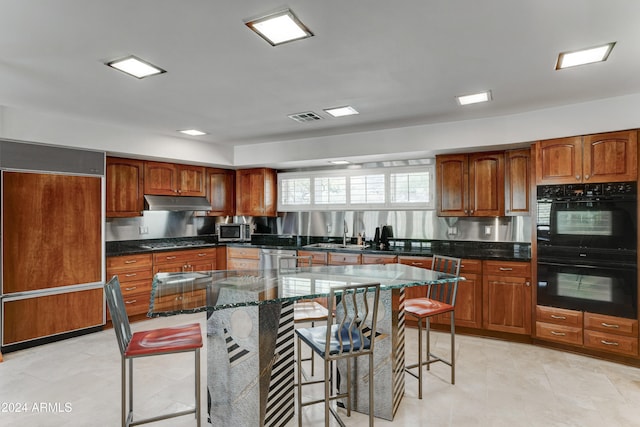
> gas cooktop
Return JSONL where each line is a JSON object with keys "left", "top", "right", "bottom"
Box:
{"left": 139, "top": 240, "right": 215, "bottom": 250}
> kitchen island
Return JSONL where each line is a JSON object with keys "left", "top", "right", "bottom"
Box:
{"left": 147, "top": 264, "right": 460, "bottom": 426}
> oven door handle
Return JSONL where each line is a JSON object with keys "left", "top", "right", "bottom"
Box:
{"left": 537, "top": 259, "right": 636, "bottom": 271}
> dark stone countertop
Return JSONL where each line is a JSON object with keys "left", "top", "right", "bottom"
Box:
{"left": 106, "top": 234, "right": 531, "bottom": 262}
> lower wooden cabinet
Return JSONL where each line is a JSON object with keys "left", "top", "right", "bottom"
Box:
{"left": 362, "top": 254, "right": 398, "bottom": 264}
{"left": 327, "top": 252, "right": 362, "bottom": 265}
{"left": 297, "top": 250, "right": 328, "bottom": 265}
{"left": 226, "top": 246, "right": 260, "bottom": 270}
{"left": 535, "top": 306, "right": 583, "bottom": 346}
{"left": 106, "top": 253, "right": 154, "bottom": 319}
{"left": 153, "top": 248, "right": 217, "bottom": 274}
{"left": 482, "top": 260, "right": 531, "bottom": 335}
{"left": 583, "top": 312, "right": 638, "bottom": 357}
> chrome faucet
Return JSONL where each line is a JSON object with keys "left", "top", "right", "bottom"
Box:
{"left": 343, "top": 219, "right": 348, "bottom": 246}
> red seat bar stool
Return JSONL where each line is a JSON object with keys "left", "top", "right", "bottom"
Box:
{"left": 104, "top": 275, "right": 203, "bottom": 427}
{"left": 404, "top": 255, "right": 461, "bottom": 399}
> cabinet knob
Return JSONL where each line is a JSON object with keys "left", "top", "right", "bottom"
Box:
{"left": 575, "top": 175, "right": 580, "bottom": 180}
{"left": 584, "top": 174, "right": 590, "bottom": 180}
{"left": 525, "top": 281, "right": 531, "bottom": 287}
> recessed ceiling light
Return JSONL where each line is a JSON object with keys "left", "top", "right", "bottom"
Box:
{"left": 245, "top": 9, "right": 313, "bottom": 46}
{"left": 556, "top": 42, "right": 616, "bottom": 70}
{"left": 324, "top": 106, "right": 359, "bottom": 117}
{"left": 456, "top": 91, "right": 492, "bottom": 106}
{"left": 330, "top": 160, "right": 351, "bottom": 165}
{"left": 179, "top": 129, "right": 207, "bottom": 136}
{"left": 106, "top": 55, "right": 166, "bottom": 79}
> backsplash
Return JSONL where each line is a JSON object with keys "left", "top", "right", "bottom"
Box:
{"left": 106, "top": 210, "right": 530, "bottom": 243}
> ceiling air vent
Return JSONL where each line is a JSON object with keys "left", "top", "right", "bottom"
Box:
{"left": 287, "top": 111, "right": 322, "bottom": 123}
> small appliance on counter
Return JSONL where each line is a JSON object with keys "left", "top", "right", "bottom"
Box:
{"left": 217, "top": 223, "right": 252, "bottom": 242}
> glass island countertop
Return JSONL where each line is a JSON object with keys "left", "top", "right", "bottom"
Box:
{"left": 148, "top": 263, "right": 460, "bottom": 317}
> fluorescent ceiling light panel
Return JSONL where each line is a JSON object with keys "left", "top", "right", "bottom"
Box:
{"left": 330, "top": 160, "right": 351, "bottom": 165}
{"left": 245, "top": 9, "right": 313, "bottom": 46}
{"left": 556, "top": 42, "right": 616, "bottom": 69}
{"left": 106, "top": 55, "right": 166, "bottom": 79}
{"left": 456, "top": 91, "right": 492, "bottom": 106}
{"left": 179, "top": 129, "right": 207, "bottom": 136}
{"left": 324, "top": 106, "right": 359, "bottom": 117}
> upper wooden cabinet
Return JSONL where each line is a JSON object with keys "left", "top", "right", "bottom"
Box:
{"left": 504, "top": 148, "right": 531, "bottom": 216}
{"left": 436, "top": 151, "right": 505, "bottom": 216}
{"left": 144, "top": 161, "right": 206, "bottom": 197}
{"left": 204, "top": 168, "right": 235, "bottom": 216}
{"left": 236, "top": 168, "right": 277, "bottom": 217}
{"left": 535, "top": 130, "right": 637, "bottom": 184}
{"left": 106, "top": 157, "right": 145, "bottom": 217}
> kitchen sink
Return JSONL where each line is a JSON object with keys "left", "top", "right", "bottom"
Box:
{"left": 303, "top": 243, "right": 368, "bottom": 250}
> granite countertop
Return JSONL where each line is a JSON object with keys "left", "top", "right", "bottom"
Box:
{"left": 107, "top": 235, "right": 531, "bottom": 262}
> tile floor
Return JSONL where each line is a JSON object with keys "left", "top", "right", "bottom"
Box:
{"left": 1, "top": 313, "right": 640, "bottom": 426}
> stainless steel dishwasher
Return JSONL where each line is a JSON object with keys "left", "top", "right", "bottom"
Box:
{"left": 258, "top": 248, "right": 297, "bottom": 270}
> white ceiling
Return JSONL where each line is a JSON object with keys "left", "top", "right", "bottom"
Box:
{"left": 2, "top": 1, "right": 640, "bottom": 167}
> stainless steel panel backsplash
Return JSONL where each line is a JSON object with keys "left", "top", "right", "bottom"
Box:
{"left": 107, "top": 210, "right": 531, "bottom": 243}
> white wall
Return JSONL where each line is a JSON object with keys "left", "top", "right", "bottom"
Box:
{"left": 2, "top": 92, "right": 640, "bottom": 169}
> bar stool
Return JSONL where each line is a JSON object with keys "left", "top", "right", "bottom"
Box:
{"left": 104, "top": 275, "right": 203, "bottom": 427}
{"left": 404, "top": 255, "right": 461, "bottom": 398}
{"left": 279, "top": 255, "right": 329, "bottom": 377}
{"left": 296, "top": 282, "right": 381, "bottom": 427}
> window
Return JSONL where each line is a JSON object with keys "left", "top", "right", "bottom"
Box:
{"left": 351, "top": 174, "right": 385, "bottom": 204}
{"left": 277, "top": 164, "right": 434, "bottom": 211}
{"left": 315, "top": 176, "right": 347, "bottom": 205}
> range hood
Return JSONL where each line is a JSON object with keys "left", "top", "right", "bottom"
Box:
{"left": 144, "top": 195, "right": 212, "bottom": 211}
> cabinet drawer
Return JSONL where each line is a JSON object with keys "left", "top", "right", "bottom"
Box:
{"left": 118, "top": 279, "right": 152, "bottom": 297}
{"left": 154, "top": 290, "right": 207, "bottom": 313}
{"left": 584, "top": 312, "right": 638, "bottom": 337}
{"left": 107, "top": 290, "right": 151, "bottom": 319}
{"left": 227, "top": 258, "right": 260, "bottom": 270}
{"left": 297, "top": 250, "right": 328, "bottom": 265}
{"left": 536, "top": 305, "right": 583, "bottom": 327}
{"left": 107, "top": 254, "right": 153, "bottom": 271}
{"left": 483, "top": 260, "right": 530, "bottom": 276}
{"left": 327, "top": 252, "right": 362, "bottom": 265}
{"left": 536, "top": 322, "right": 583, "bottom": 345}
{"left": 583, "top": 330, "right": 638, "bottom": 357}
{"left": 460, "top": 259, "right": 482, "bottom": 274}
{"left": 227, "top": 246, "right": 260, "bottom": 259}
{"left": 107, "top": 267, "right": 153, "bottom": 284}
{"left": 153, "top": 248, "right": 217, "bottom": 265}
{"left": 362, "top": 254, "right": 398, "bottom": 264}
{"left": 398, "top": 256, "right": 432, "bottom": 269}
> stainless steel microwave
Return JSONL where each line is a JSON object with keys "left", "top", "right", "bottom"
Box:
{"left": 217, "top": 223, "right": 252, "bottom": 242}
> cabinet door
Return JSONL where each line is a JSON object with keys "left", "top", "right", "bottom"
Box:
{"left": 440, "top": 273, "right": 482, "bottom": 329}
{"left": 505, "top": 149, "right": 530, "bottom": 216}
{"left": 436, "top": 154, "right": 468, "bottom": 216}
{"left": 144, "top": 161, "right": 177, "bottom": 195}
{"left": 535, "top": 137, "right": 582, "bottom": 184}
{"left": 397, "top": 256, "right": 433, "bottom": 299}
{"left": 106, "top": 157, "right": 144, "bottom": 217}
{"left": 582, "top": 130, "right": 637, "bottom": 183}
{"left": 468, "top": 151, "right": 504, "bottom": 216}
{"left": 236, "top": 169, "right": 265, "bottom": 215}
{"left": 483, "top": 274, "right": 532, "bottom": 334}
{"left": 177, "top": 165, "right": 206, "bottom": 196}
{"left": 206, "top": 168, "right": 235, "bottom": 216}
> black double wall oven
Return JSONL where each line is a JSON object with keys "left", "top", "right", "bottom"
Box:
{"left": 536, "top": 182, "right": 638, "bottom": 319}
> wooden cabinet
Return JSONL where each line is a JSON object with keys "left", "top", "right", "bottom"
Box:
{"left": 362, "top": 254, "right": 398, "bottom": 264}
{"left": 535, "top": 305, "right": 583, "bottom": 346}
{"left": 535, "top": 130, "right": 637, "bottom": 184}
{"left": 327, "top": 252, "right": 362, "bottom": 265}
{"left": 106, "top": 157, "right": 144, "bottom": 217}
{"left": 204, "top": 168, "right": 235, "bottom": 216}
{"left": 226, "top": 246, "right": 260, "bottom": 270}
{"left": 144, "top": 161, "right": 206, "bottom": 197}
{"left": 504, "top": 148, "right": 531, "bottom": 216}
{"left": 482, "top": 260, "right": 531, "bottom": 335}
{"left": 583, "top": 312, "right": 638, "bottom": 357}
{"left": 236, "top": 168, "right": 277, "bottom": 216}
{"left": 153, "top": 248, "right": 217, "bottom": 274}
{"left": 106, "top": 254, "right": 153, "bottom": 319}
{"left": 398, "top": 256, "right": 433, "bottom": 299}
{"left": 297, "top": 250, "right": 328, "bottom": 265}
{"left": 436, "top": 151, "right": 505, "bottom": 217}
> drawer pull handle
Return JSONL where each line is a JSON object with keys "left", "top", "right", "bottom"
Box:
{"left": 166, "top": 256, "right": 177, "bottom": 260}
{"left": 600, "top": 340, "right": 619, "bottom": 346}
{"left": 125, "top": 273, "right": 137, "bottom": 277}
{"left": 550, "top": 315, "right": 567, "bottom": 320}
{"left": 601, "top": 322, "right": 620, "bottom": 329}
{"left": 499, "top": 267, "right": 513, "bottom": 271}
{"left": 411, "top": 262, "right": 424, "bottom": 266}
{"left": 550, "top": 331, "right": 566, "bottom": 336}
{"left": 125, "top": 299, "right": 137, "bottom": 304}
{"left": 198, "top": 253, "right": 207, "bottom": 257}
{"left": 125, "top": 286, "right": 137, "bottom": 291}
{"left": 124, "top": 260, "right": 137, "bottom": 264}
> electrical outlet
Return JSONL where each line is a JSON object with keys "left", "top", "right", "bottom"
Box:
{"left": 484, "top": 226, "right": 492, "bottom": 235}
{"left": 327, "top": 224, "right": 332, "bottom": 233}
{"left": 139, "top": 226, "right": 149, "bottom": 234}
{"left": 447, "top": 226, "right": 457, "bottom": 235}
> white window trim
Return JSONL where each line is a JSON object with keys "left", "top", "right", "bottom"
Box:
{"left": 278, "top": 165, "right": 435, "bottom": 211}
